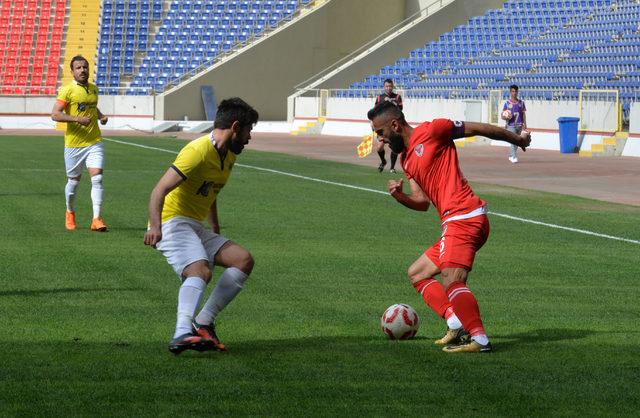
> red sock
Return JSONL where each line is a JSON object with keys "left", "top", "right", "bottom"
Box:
{"left": 413, "top": 279, "right": 454, "bottom": 319}
{"left": 446, "top": 282, "right": 486, "bottom": 337}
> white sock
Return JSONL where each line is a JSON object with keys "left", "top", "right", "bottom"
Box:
{"left": 446, "top": 314, "right": 463, "bottom": 330}
{"left": 90, "top": 174, "right": 103, "bottom": 218}
{"left": 472, "top": 334, "right": 489, "bottom": 346}
{"left": 195, "top": 267, "right": 248, "bottom": 325}
{"left": 174, "top": 276, "right": 207, "bottom": 339}
{"left": 65, "top": 178, "right": 79, "bottom": 212}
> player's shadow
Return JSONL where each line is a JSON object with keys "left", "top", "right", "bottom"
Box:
{"left": 0, "top": 287, "right": 143, "bottom": 297}
{"left": 493, "top": 328, "right": 598, "bottom": 349}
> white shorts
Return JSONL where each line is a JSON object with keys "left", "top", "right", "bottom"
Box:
{"left": 155, "top": 216, "right": 230, "bottom": 278}
{"left": 64, "top": 142, "right": 105, "bottom": 178}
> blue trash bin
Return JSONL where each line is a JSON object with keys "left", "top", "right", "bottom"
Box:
{"left": 557, "top": 117, "right": 580, "bottom": 153}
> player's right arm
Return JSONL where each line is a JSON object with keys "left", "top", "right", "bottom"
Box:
{"left": 388, "top": 178, "right": 430, "bottom": 211}
{"left": 51, "top": 100, "right": 91, "bottom": 126}
{"left": 143, "top": 168, "right": 184, "bottom": 246}
{"left": 463, "top": 121, "right": 531, "bottom": 151}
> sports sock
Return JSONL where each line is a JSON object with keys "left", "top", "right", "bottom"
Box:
{"left": 90, "top": 174, "right": 103, "bottom": 218}
{"left": 413, "top": 279, "right": 461, "bottom": 328}
{"left": 390, "top": 152, "right": 398, "bottom": 169}
{"left": 174, "top": 276, "right": 206, "bottom": 339}
{"left": 377, "top": 149, "right": 386, "bottom": 163}
{"left": 510, "top": 144, "right": 518, "bottom": 159}
{"left": 195, "top": 267, "right": 248, "bottom": 326}
{"left": 446, "top": 282, "right": 487, "bottom": 340}
{"left": 65, "top": 178, "right": 80, "bottom": 212}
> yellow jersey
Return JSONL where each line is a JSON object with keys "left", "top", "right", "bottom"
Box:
{"left": 162, "top": 134, "right": 237, "bottom": 223}
{"left": 56, "top": 81, "right": 102, "bottom": 147}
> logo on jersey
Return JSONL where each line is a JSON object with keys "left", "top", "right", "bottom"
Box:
{"left": 507, "top": 103, "right": 513, "bottom": 109}
{"left": 78, "top": 103, "right": 87, "bottom": 111}
{"left": 196, "top": 181, "right": 215, "bottom": 197}
{"left": 414, "top": 144, "right": 424, "bottom": 157}
{"left": 453, "top": 120, "right": 463, "bottom": 127}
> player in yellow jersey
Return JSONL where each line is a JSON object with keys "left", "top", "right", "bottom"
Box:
{"left": 51, "top": 55, "right": 109, "bottom": 232}
{"left": 144, "top": 98, "right": 259, "bottom": 354}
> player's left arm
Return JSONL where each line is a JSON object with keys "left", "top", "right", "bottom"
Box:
{"left": 97, "top": 108, "right": 108, "bottom": 125}
{"left": 461, "top": 121, "right": 531, "bottom": 152}
{"left": 388, "top": 178, "right": 430, "bottom": 211}
{"left": 208, "top": 199, "right": 220, "bottom": 234}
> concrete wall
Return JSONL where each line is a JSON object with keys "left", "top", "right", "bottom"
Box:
{"left": 158, "top": 0, "right": 405, "bottom": 121}
{"left": 0, "top": 95, "right": 155, "bottom": 130}
{"left": 314, "top": 0, "right": 505, "bottom": 91}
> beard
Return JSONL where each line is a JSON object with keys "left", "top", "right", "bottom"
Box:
{"left": 229, "top": 141, "right": 244, "bottom": 155}
{"left": 388, "top": 133, "right": 405, "bottom": 154}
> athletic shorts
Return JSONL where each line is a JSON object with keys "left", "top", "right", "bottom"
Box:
{"left": 155, "top": 216, "right": 230, "bottom": 278}
{"left": 425, "top": 214, "right": 490, "bottom": 271}
{"left": 64, "top": 142, "right": 104, "bottom": 177}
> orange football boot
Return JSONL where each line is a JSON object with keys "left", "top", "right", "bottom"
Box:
{"left": 65, "top": 211, "right": 76, "bottom": 231}
{"left": 90, "top": 217, "right": 108, "bottom": 232}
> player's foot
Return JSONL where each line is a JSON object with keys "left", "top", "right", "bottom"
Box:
{"left": 377, "top": 159, "right": 386, "bottom": 172}
{"left": 389, "top": 168, "right": 396, "bottom": 174}
{"left": 168, "top": 333, "right": 214, "bottom": 355}
{"left": 442, "top": 339, "right": 493, "bottom": 353}
{"left": 509, "top": 156, "right": 519, "bottom": 164}
{"left": 434, "top": 327, "right": 470, "bottom": 345}
{"left": 90, "top": 217, "right": 108, "bottom": 232}
{"left": 65, "top": 210, "right": 76, "bottom": 231}
{"left": 192, "top": 321, "right": 226, "bottom": 351}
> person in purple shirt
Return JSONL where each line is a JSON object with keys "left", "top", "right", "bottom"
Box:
{"left": 502, "top": 85, "right": 527, "bottom": 163}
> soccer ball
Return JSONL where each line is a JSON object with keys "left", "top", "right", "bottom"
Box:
{"left": 502, "top": 109, "right": 513, "bottom": 121}
{"left": 380, "top": 304, "right": 420, "bottom": 340}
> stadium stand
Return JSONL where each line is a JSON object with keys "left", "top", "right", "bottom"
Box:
{"left": 0, "top": 0, "right": 66, "bottom": 94}
{"left": 348, "top": 0, "right": 640, "bottom": 123}
{"left": 61, "top": 0, "right": 101, "bottom": 86}
{"left": 125, "top": 0, "right": 310, "bottom": 95}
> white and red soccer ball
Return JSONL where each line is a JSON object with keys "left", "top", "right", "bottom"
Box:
{"left": 501, "top": 109, "right": 513, "bottom": 121}
{"left": 380, "top": 304, "right": 420, "bottom": 340}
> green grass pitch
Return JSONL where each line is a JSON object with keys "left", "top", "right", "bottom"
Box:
{"left": 1, "top": 135, "right": 639, "bottom": 416}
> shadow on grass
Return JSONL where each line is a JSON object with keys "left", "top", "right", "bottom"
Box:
{"left": 494, "top": 328, "right": 597, "bottom": 350}
{"left": 0, "top": 287, "right": 143, "bottom": 297}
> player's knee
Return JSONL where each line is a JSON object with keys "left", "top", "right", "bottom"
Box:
{"left": 91, "top": 174, "right": 103, "bottom": 185}
{"left": 441, "top": 269, "right": 467, "bottom": 290}
{"left": 236, "top": 251, "right": 254, "bottom": 275}
{"left": 183, "top": 262, "right": 212, "bottom": 283}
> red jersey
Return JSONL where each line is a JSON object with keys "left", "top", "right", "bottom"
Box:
{"left": 401, "top": 119, "right": 485, "bottom": 222}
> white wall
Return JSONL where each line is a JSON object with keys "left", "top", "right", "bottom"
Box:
{"left": 0, "top": 95, "right": 155, "bottom": 131}
{"left": 629, "top": 102, "right": 640, "bottom": 135}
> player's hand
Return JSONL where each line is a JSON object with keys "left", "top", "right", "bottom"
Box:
{"left": 388, "top": 178, "right": 403, "bottom": 196}
{"left": 76, "top": 116, "right": 91, "bottom": 126}
{"left": 99, "top": 115, "right": 108, "bottom": 125}
{"left": 519, "top": 130, "right": 531, "bottom": 152}
{"left": 144, "top": 226, "right": 162, "bottom": 247}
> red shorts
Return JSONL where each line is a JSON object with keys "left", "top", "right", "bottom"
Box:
{"left": 425, "top": 215, "right": 490, "bottom": 271}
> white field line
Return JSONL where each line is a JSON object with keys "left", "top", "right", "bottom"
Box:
{"left": 104, "top": 138, "right": 640, "bottom": 246}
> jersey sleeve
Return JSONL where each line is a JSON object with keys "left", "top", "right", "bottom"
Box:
{"left": 56, "top": 85, "right": 70, "bottom": 105}
{"left": 521, "top": 100, "right": 526, "bottom": 111}
{"left": 171, "top": 144, "right": 203, "bottom": 180}
{"left": 430, "top": 118, "right": 455, "bottom": 142}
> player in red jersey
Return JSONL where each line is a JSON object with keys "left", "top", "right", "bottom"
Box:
{"left": 367, "top": 101, "right": 531, "bottom": 353}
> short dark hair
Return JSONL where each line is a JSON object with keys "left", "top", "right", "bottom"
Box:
{"left": 367, "top": 100, "right": 404, "bottom": 122}
{"left": 214, "top": 97, "right": 259, "bottom": 129}
{"left": 383, "top": 78, "right": 394, "bottom": 85}
{"left": 509, "top": 84, "right": 519, "bottom": 91}
{"left": 70, "top": 55, "right": 88, "bottom": 70}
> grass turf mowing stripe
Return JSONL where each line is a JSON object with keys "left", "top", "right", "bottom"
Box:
{"left": 104, "top": 137, "right": 640, "bottom": 246}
